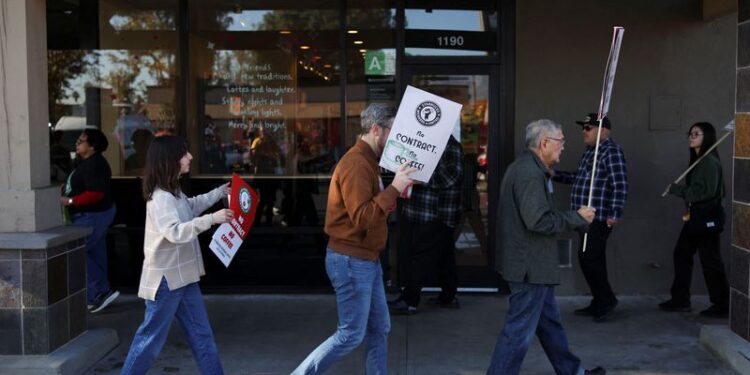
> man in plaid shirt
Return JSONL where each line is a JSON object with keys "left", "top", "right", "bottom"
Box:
{"left": 553, "top": 113, "right": 628, "bottom": 322}
{"left": 389, "top": 136, "right": 464, "bottom": 314}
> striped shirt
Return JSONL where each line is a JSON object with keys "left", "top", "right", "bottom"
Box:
{"left": 400, "top": 136, "right": 463, "bottom": 228}
{"left": 138, "top": 186, "right": 225, "bottom": 301}
{"left": 553, "top": 137, "right": 628, "bottom": 221}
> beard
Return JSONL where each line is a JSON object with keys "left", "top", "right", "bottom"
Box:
{"left": 375, "top": 135, "right": 388, "bottom": 157}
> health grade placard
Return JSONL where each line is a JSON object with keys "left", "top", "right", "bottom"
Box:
{"left": 209, "top": 173, "right": 258, "bottom": 267}
{"left": 379, "top": 85, "right": 462, "bottom": 183}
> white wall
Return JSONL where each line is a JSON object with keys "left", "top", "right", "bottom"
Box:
{"left": 515, "top": 0, "right": 737, "bottom": 295}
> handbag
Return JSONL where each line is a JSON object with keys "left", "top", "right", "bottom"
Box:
{"left": 685, "top": 203, "right": 724, "bottom": 235}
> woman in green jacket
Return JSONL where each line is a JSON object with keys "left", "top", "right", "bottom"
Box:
{"left": 659, "top": 122, "right": 729, "bottom": 318}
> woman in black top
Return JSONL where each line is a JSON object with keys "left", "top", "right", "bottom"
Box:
{"left": 659, "top": 122, "right": 729, "bottom": 318}
{"left": 59, "top": 129, "right": 119, "bottom": 313}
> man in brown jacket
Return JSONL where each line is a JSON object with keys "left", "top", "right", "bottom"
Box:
{"left": 292, "top": 103, "right": 416, "bottom": 375}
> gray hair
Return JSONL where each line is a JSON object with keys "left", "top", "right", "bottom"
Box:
{"left": 525, "top": 119, "right": 562, "bottom": 150}
{"left": 360, "top": 103, "right": 397, "bottom": 134}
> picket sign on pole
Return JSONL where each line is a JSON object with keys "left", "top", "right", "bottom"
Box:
{"left": 582, "top": 27, "right": 625, "bottom": 252}
{"left": 660, "top": 119, "right": 735, "bottom": 197}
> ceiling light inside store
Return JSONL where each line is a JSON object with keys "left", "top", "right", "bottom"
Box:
{"left": 359, "top": 49, "right": 366, "bottom": 53}
{"left": 279, "top": 30, "right": 291, "bottom": 34}
{"left": 348, "top": 30, "right": 358, "bottom": 34}
{"left": 324, "top": 64, "right": 332, "bottom": 68}
{"left": 300, "top": 45, "right": 310, "bottom": 50}
{"left": 353, "top": 40, "right": 363, "bottom": 45}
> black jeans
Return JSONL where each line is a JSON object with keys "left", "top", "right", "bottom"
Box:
{"left": 399, "top": 218, "right": 458, "bottom": 306}
{"left": 670, "top": 225, "right": 729, "bottom": 307}
{"left": 578, "top": 221, "right": 616, "bottom": 308}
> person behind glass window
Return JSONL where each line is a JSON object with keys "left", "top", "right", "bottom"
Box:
{"left": 659, "top": 122, "right": 729, "bottom": 318}
{"left": 291, "top": 103, "right": 416, "bottom": 375}
{"left": 125, "top": 128, "right": 154, "bottom": 175}
{"left": 59, "top": 129, "right": 119, "bottom": 313}
{"left": 121, "top": 135, "right": 234, "bottom": 375}
{"left": 50, "top": 129, "right": 72, "bottom": 183}
{"left": 251, "top": 127, "right": 281, "bottom": 225}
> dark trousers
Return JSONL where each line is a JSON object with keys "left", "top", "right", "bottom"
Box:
{"left": 256, "top": 180, "right": 278, "bottom": 225}
{"left": 487, "top": 282, "right": 581, "bottom": 375}
{"left": 71, "top": 205, "right": 116, "bottom": 304}
{"left": 399, "top": 218, "right": 457, "bottom": 306}
{"left": 578, "top": 221, "right": 616, "bottom": 308}
{"left": 670, "top": 225, "right": 729, "bottom": 307}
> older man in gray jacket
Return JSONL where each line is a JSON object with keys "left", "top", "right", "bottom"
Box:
{"left": 486, "top": 119, "right": 604, "bottom": 375}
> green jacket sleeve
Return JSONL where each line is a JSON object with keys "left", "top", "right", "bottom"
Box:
{"left": 668, "top": 156, "right": 721, "bottom": 204}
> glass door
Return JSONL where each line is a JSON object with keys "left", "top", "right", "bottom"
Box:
{"left": 401, "top": 64, "right": 501, "bottom": 290}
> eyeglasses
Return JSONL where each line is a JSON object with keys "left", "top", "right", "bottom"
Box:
{"left": 686, "top": 132, "right": 704, "bottom": 138}
{"left": 75, "top": 138, "right": 87, "bottom": 145}
{"left": 546, "top": 137, "right": 565, "bottom": 146}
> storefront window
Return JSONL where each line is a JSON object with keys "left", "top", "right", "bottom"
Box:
{"left": 189, "top": 1, "right": 341, "bottom": 177}
{"left": 47, "top": 0, "right": 180, "bottom": 180}
{"left": 405, "top": 0, "right": 497, "bottom": 57}
{"left": 346, "top": 0, "right": 397, "bottom": 146}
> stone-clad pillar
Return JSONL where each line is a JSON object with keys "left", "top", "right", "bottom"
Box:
{"left": 0, "top": 229, "right": 91, "bottom": 355}
{"left": 0, "top": 0, "right": 117, "bottom": 370}
{"left": 731, "top": 0, "right": 750, "bottom": 341}
{"left": 0, "top": 0, "right": 60, "bottom": 232}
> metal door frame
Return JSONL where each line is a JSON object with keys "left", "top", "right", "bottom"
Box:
{"left": 399, "top": 64, "right": 505, "bottom": 290}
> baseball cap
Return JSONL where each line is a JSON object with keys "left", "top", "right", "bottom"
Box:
{"left": 575, "top": 112, "right": 611, "bottom": 129}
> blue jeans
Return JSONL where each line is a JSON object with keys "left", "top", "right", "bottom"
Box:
{"left": 487, "top": 282, "right": 583, "bottom": 375}
{"left": 121, "top": 279, "right": 223, "bottom": 375}
{"left": 71, "top": 205, "right": 116, "bottom": 304}
{"left": 292, "top": 249, "right": 390, "bottom": 375}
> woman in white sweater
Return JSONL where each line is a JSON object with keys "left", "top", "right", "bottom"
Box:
{"left": 121, "top": 135, "right": 234, "bottom": 375}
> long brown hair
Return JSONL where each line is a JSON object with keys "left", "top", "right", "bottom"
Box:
{"left": 142, "top": 135, "right": 188, "bottom": 200}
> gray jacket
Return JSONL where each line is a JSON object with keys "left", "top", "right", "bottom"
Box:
{"left": 498, "top": 151, "right": 588, "bottom": 285}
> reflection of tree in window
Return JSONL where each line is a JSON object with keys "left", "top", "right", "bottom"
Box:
{"left": 107, "top": 11, "right": 176, "bottom": 31}
{"left": 258, "top": 9, "right": 395, "bottom": 30}
{"left": 47, "top": 50, "right": 94, "bottom": 122}
{"left": 102, "top": 51, "right": 175, "bottom": 105}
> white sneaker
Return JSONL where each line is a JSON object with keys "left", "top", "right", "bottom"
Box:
{"left": 90, "top": 290, "right": 120, "bottom": 313}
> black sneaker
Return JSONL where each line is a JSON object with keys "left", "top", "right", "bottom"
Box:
{"left": 388, "top": 299, "right": 417, "bottom": 315}
{"left": 584, "top": 366, "right": 606, "bottom": 375}
{"left": 699, "top": 304, "right": 728, "bottom": 318}
{"left": 592, "top": 300, "right": 618, "bottom": 322}
{"left": 658, "top": 299, "right": 691, "bottom": 312}
{"left": 574, "top": 305, "right": 596, "bottom": 316}
{"left": 89, "top": 290, "right": 120, "bottom": 313}
{"left": 428, "top": 297, "right": 461, "bottom": 309}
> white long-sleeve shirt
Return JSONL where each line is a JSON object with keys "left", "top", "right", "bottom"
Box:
{"left": 138, "top": 186, "right": 224, "bottom": 300}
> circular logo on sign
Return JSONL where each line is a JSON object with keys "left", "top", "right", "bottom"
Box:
{"left": 239, "top": 187, "right": 252, "bottom": 214}
{"left": 415, "top": 101, "right": 441, "bottom": 127}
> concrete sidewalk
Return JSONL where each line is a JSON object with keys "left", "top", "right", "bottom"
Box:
{"left": 85, "top": 294, "right": 734, "bottom": 375}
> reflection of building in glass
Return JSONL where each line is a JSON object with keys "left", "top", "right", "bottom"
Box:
{"left": 42, "top": 1, "right": 500, "bottom": 291}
